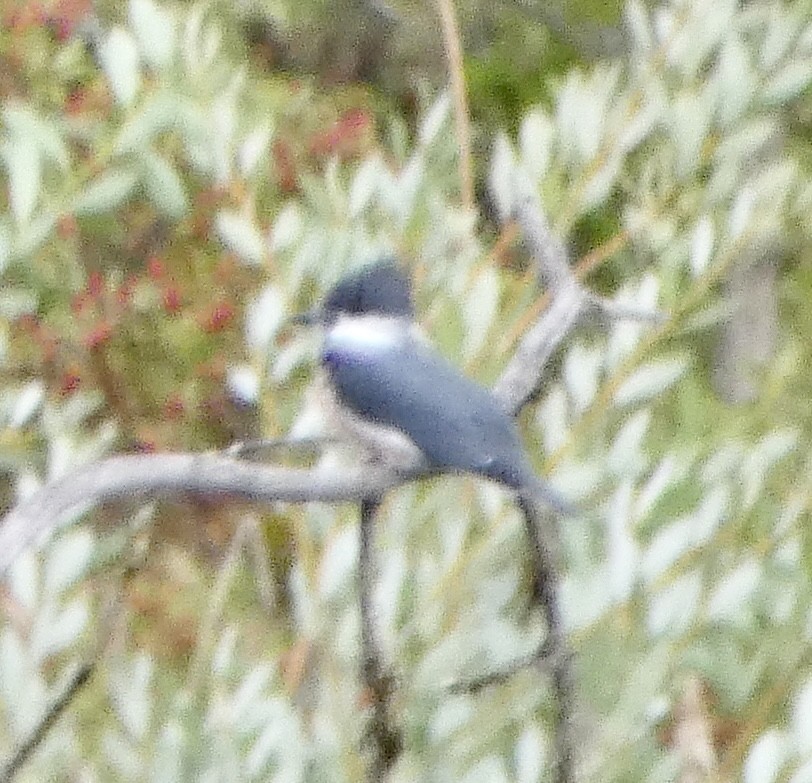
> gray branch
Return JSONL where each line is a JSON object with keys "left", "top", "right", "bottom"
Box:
{"left": 493, "top": 172, "right": 664, "bottom": 415}
{"left": 0, "top": 455, "right": 411, "bottom": 577}
{"left": 492, "top": 179, "right": 587, "bottom": 413}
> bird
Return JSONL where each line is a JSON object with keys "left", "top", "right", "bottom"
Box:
{"left": 294, "top": 259, "right": 572, "bottom": 515}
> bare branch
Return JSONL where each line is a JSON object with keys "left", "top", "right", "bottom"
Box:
{"left": 494, "top": 278, "right": 585, "bottom": 415}
{"left": 434, "top": 0, "right": 474, "bottom": 212}
{"left": 492, "top": 177, "right": 589, "bottom": 413}
{"left": 513, "top": 184, "right": 574, "bottom": 291}
{"left": 0, "top": 454, "right": 413, "bottom": 578}
{"left": 494, "top": 173, "right": 666, "bottom": 414}
{"left": 359, "top": 498, "right": 402, "bottom": 779}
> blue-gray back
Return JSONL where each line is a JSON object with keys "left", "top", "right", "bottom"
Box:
{"left": 323, "top": 334, "right": 533, "bottom": 488}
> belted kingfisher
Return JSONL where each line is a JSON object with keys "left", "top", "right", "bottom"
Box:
{"left": 295, "top": 260, "right": 571, "bottom": 514}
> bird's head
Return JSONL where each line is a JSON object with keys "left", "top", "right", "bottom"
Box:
{"left": 293, "top": 259, "right": 414, "bottom": 327}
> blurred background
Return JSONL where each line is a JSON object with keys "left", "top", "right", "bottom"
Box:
{"left": 0, "top": 0, "right": 811, "bottom": 780}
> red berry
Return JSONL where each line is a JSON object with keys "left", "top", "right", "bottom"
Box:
{"left": 117, "top": 277, "right": 135, "bottom": 307}
{"left": 57, "top": 214, "right": 78, "bottom": 239}
{"left": 87, "top": 270, "right": 104, "bottom": 297}
{"left": 164, "top": 394, "right": 185, "bottom": 419}
{"left": 83, "top": 321, "right": 112, "bottom": 349}
{"left": 71, "top": 292, "right": 88, "bottom": 314}
{"left": 163, "top": 286, "right": 182, "bottom": 314}
{"left": 59, "top": 371, "right": 81, "bottom": 396}
{"left": 147, "top": 255, "right": 165, "bottom": 280}
{"left": 203, "top": 301, "right": 234, "bottom": 332}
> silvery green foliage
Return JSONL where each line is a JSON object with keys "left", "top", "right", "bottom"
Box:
{"left": 268, "top": 1, "right": 812, "bottom": 781}
{"left": 490, "top": 1, "right": 812, "bottom": 780}
{"left": 0, "top": 0, "right": 273, "bottom": 268}
{"left": 1, "top": 0, "right": 812, "bottom": 781}
{"left": 0, "top": 532, "right": 92, "bottom": 779}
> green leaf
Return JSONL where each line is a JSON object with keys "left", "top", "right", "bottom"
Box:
{"left": 8, "top": 381, "right": 43, "bottom": 429}
{"left": 728, "top": 186, "right": 754, "bottom": 240}
{"left": 765, "top": 57, "right": 812, "bottom": 103}
{"left": 515, "top": 725, "right": 547, "bottom": 783}
{"left": 215, "top": 210, "right": 265, "bottom": 265}
{"left": 488, "top": 134, "right": 515, "bottom": 222}
{"left": 462, "top": 266, "right": 499, "bottom": 360}
{"left": 114, "top": 92, "right": 179, "bottom": 154}
{"left": 181, "top": 1, "right": 222, "bottom": 73}
{"left": 714, "top": 35, "right": 754, "bottom": 125}
{"left": 74, "top": 169, "right": 138, "bottom": 215}
{"left": 743, "top": 730, "right": 784, "bottom": 783}
{"left": 625, "top": 0, "right": 652, "bottom": 54}
{"left": 100, "top": 27, "right": 141, "bottom": 106}
{"left": 35, "top": 598, "right": 89, "bottom": 658}
{"left": 518, "top": 109, "right": 553, "bottom": 180}
{"left": 2, "top": 137, "right": 41, "bottom": 225}
{"left": 129, "top": 0, "right": 176, "bottom": 69}
{"left": 348, "top": 155, "right": 382, "bottom": 218}
{"left": 109, "top": 653, "right": 153, "bottom": 740}
{"left": 238, "top": 124, "right": 272, "bottom": 177}
{"left": 564, "top": 342, "right": 602, "bottom": 413}
{"left": 387, "top": 154, "right": 422, "bottom": 225}
{"left": 13, "top": 212, "right": 56, "bottom": 257}
{"left": 690, "top": 215, "right": 714, "bottom": 277}
{"left": 0, "top": 221, "right": 10, "bottom": 273}
{"left": 419, "top": 91, "right": 451, "bottom": 147}
{"left": 614, "top": 357, "right": 689, "bottom": 406}
{"left": 759, "top": 9, "right": 798, "bottom": 69}
{"left": 707, "top": 559, "right": 760, "bottom": 621}
{"left": 579, "top": 150, "right": 622, "bottom": 211}
{"left": 140, "top": 150, "right": 188, "bottom": 219}
{"left": 647, "top": 572, "right": 701, "bottom": 635}
{"left": 270, "top": 204, "right": 302, "bottom": 252}
{"left": 669, "top": 89, "right": 711, "bottom": 177}
{"left": 2, "top": 105, "right": 68, "bottom": 170}
{"left": 556, "top": 67, "right": 619, "bottom": 164}
{"left": 609, "top": 409, "right": 650, "bottom": 475}
{"left": 43, "top": 530, "right": 94, "bottom": 594}
{"left": 0, "top": 287, "right": 36, "bottom": 320}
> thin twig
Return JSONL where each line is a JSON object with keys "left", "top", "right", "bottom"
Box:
{"left": 448, "top": 638, "right": 555, "bottom": 693}
{"left": 518, "top": 494, "right": 576, "bottom": 783}
{"left": 0, "top": 663, "right": 94, "bottom": 783}
{"left": 514, "top": 183, "right": 573, "bottom": 290}
{"left": 434, "top": 0, "right": 474, "bottom": 212}
{"left": 225, "top": 435, "right": 336, "bottom": 459}
{"left": 359, "top": 498, "right": 402, "bottom": 780}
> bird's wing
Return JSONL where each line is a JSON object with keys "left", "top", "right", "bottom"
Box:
{"left": 323, "top": 338, "right": 529, "bottom": 486}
